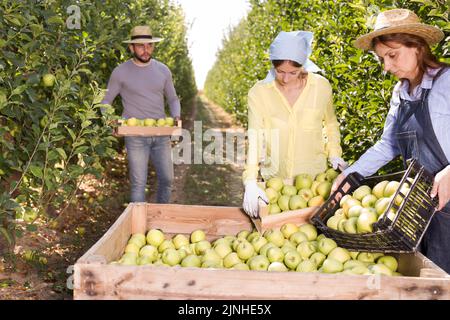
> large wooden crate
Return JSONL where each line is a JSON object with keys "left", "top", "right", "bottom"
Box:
{"left": 74, "top": 203, "right": 450, "bottom": 300}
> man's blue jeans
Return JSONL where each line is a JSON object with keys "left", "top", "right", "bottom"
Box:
{"left": 124, "top": 136, "right": 173, "bottom": 203}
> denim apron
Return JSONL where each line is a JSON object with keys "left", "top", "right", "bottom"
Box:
{"left": 395, "top": 67, "right": 450, "bottom": 273}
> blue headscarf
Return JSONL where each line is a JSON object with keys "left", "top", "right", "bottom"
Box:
{"left": 263, "top": 31, "right": 321, "bottom": 83}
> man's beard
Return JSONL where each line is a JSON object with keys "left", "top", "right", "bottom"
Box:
{"left": 134, "top": 52, "right": 151, "bottom": 63}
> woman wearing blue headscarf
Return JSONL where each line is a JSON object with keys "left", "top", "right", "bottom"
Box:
{"left": 242, "top": 31, "right": 345, "bottom": 217}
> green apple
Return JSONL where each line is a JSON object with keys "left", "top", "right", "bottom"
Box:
{"left": 321, "top": 258, "right": 343, "bottom": 273}
{"left": 309, "top": 252, "right": 326, "bottom": 267}
{"left": 295, "top": 174, "right": 313, "bottom": 190}
{"left": 129, "top": 233, "right": 146, "bottom": 247}
{"left": 194, "top": 240, "right": 211, "bottom": 255}
{"left": 347, "top": 205, "right": 363, "bottom": 218}
{"left": 165, "top": 117, "right": 174, "bottom": 126}
{"left": 344, "top": 217, "right": 358, "bottom": 234}
{"left": 190, "top": 229, "right": 206, "bottom": 243}
{"left": 361, "top": 194, "right": 378, "bottom": 208}
{"left": 316, "top": 181, "right": 332, "bottom": 199}
{"left": 158, "top": 239, "right": 175, "bottom": 253}
{"left": 236, "top": 240, "right": 255, "bottom": 260}
{"left": 375, "top": 197, "right": 391, "bottom": 216}
{"left": 139, "top": 245, "right": 158, "bottom": 261}
{"left": 349, "top": 251, "right": 360, "bottom": 260}
{"left": 236, "top": 230, "right": 251, "bottom": 240}
{"left": 247, "top": 255, "right": 270, "bottom": 271}
{"left": 162, "top": 248, "right": 181, "bottom": 266}
{"left": 125, "top": 243, "right": 141, "bottom": 255}
{"left": 246, "top": 231, "right": 260, "bottom": 243}
{"left": 296, "top": 241, "right": 316, "bottom": 260}
{"left": 316, "top": 234, "right": 326, "bottom": 241}
{"left": 357, "top": 252, "right": 376, "bottom": 264}
{"left": 265, "top": 187, "right": 280, "bottom": 204}
{"left": 339, "top": 194, "right": 353, "bottom": 207}
{"left": 146, "top": 229, "right": 165, "bottom": 247}
{"left": 181, "top": 254, "right": 201, "bottom": 268}
{"left": 251, "top": 236, "right": 268, "bottom": 253}
{"left": 308, "top": 195, "right": 325, "bottom": 207}
{"left": 266, "top": 247, "right": 285, "bottom": 263}
{"left": 326, "top": 214, "right": 344, "bottom": 230}
{"left": 172, "top": 234, "right": 190, "bottom": 249}
{"left": 259, "top": 242, "right": 277, "bottom": 257}
{"left": 232, "top": 238, "right": 247, "bottom": 252}
{"left": 372, "top": 180, "right": 389, "bottom": 199}
{"left": 282, "top": 185, "right": 297, "bottom": 196}
{"left": 384, "top": 181, "right": 400, "bottom": 197}
{"left": 281, "top": 242, "right": 297, "bottom": 254}
{"left": 201, "top": 260, "right": 222, "bottom": 269}
{"left": 268, "top": 261, "right": 289, "bottom": 272}
{"left": 356, "top": 209, "right": 378, "bottom": 233}
{"left": 343, "top": 260, "right": 366, "bottom": 270}
{"left": 289, "top": 231, "right": 308, "bottom": 246}
{"left": 263, "top": 229, "right": 285, "bottom": 247}
{"left": 337, "top": 218, "right": 347, "bottom": 232}
{"left": 42, "top": 73, "right": 56, "bottom": 87}
{"left": 269, "top": 203, "right": 282, "bottom": 214}
{"left": 315, "top": 172, "right": 327, "bottom": 182}
{"left": 343, "top": 198, "right": 362, "bottom": 216}
{"left": 120, "top": 252, "right": 138, "bottom": 265}
{"left": 296, "top": 260, "right": 317, "bottom": 272}
{"left": 277, "top": 195, "right": 291, "bottom": 211}
{"left": 377, "top": 255, "right": 398, "bottom": 272}
{"left": 298, "top": 223, "right": 318, "bottom": 241}
{"left": 223, "top": 252, "right": 242, "bottom": 268}
{"left": 326, "top": 168, "right": 339, "bottom": 181}
{"left": 126, "top": 117, "right": 138, "bottom": 126}
{"left": 144, "top": 118, "right": 156, "bottom": 126}
{"left": 328, "top": 247, "right": 351, "bottom": 264}
{"left": 283, "top": 250, "right": 302, "bottom": 270}
{"left": 310, "top": 181, "right": 321, "bottom": 196}
{"left": 346, "top": 265, "right": 371, "bottom": 275}
{"left": 394, "top": 184, "right": 410, "bottom": 206}
{"left": 281, "top": 223, "right": 299, "bottom": 239}
{"left": 136, "top": 255, "right": 153, "bottom": 265}
{"left": 266, "top": 177, "right": 284, "bottom": 192}
{"left": 201, "top": 248, "right": 222, "bottom": 265}
{"left": 156, "top": 118, "right": 166, "bottom": 127}
{"left": 318, "top": 237, "right": 337, "bottom": 255}
{"left": 298, "top": 188, "right": 314, "bottom": 202}
{"left": 353, "top": 185, "right": 372, "bottom": 201}
{"left": 213, "top": 238, "right": 231, "bottom": 249}
{"left": 214, "top": 242, "right": 233, "bottom": 259}
{"left": 177, "top": 248, "right": 189, "bottom": 260}
{"left": 289, "top": 195, "right": 308, "bottom": 210}
{"left": 232, "top": 263, "right": 250, "bottom": 270}
{"left": 369, "top": 263, "right": 393, "bottom": 276}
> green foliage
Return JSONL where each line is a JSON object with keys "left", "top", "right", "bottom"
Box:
{"left": 0, "top": 0, "right": 196, "bottom": 247}
{"left": 204, "top": 0, "right": 449, "bottom": 173}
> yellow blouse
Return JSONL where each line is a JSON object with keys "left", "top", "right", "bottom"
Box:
{"left": 243, "top": 72, "right": 342, "bottom": 183}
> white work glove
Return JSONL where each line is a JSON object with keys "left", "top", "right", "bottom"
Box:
{"left": 329, "top": 157, "right": 348, "bottom": 171}
{"left": 243, "top": 180, "right": 268, "bottom": 218}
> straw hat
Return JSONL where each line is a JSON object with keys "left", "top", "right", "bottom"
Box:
{"left": 354, "top": 9, "right": 444, "bottom": 50}
{"left": 123, "top": 26, "right": 163, "bottom": 44}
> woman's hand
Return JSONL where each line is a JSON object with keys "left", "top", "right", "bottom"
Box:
{"left": 331, "top": 173, "right": 346, "bottom": 194}
{"left": 431, "top": 165, "right": 450, "bottom": 211}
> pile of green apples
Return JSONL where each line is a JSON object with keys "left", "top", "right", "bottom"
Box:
{"left": 110, "top": 223, "right": 402, "bottom": 276}
{"left": 263, "top": 168, "right": 339, "bottom": 215}
{"left": 120, "top": 116, "right": 175, "bottom": 127}
{"left": 326, "top": 180, "right": 410, "bottom": 234}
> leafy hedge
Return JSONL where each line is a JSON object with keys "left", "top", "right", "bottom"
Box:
{"left": 204, "top": 0, "right": 449, "bottom": 171}
{"left": 0, "top": 0, "right": 196, "bottom": 249}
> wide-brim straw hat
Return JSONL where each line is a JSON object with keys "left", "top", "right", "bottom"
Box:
{"left": 123, "top": 26, "right": 163, "bottom": 44}
{"left": 354, "top": 9, "right": 444, "bottom": 50}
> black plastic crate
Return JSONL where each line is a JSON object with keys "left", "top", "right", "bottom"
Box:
{"left": 310, "top": 159, "right": 438, "bottom": 253}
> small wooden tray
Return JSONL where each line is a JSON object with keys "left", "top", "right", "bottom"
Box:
{"left": 117, "top": 120, "right": 182, "bottom": 137}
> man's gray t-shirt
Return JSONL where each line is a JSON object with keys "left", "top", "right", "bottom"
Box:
{"left": 102, "top": 59, "right": 180, "bottom": 119}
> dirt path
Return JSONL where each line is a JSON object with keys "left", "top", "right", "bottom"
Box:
{"left": 0, "top": 93, "right": 245, "bottom": 299}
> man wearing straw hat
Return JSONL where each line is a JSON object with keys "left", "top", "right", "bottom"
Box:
{"left": 102, "top": 26, "right": 180, "bottom": 204}
{"left": 332, "top": 9, "right": 450, "bottom": 272}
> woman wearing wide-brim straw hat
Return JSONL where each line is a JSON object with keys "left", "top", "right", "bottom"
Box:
{"left": 332, "top": 8, "right": 450, "bottom": 273}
